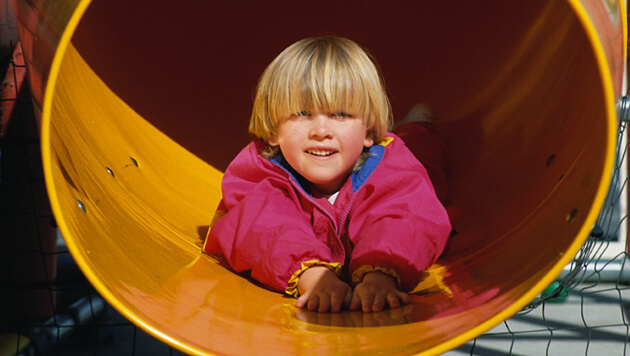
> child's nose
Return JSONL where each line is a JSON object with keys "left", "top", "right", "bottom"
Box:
{"left": 309, "top": 114, "right": 332, "bottom": 140}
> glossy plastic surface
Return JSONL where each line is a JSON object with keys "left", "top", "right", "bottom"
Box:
{"left": 12, "top": 0, "right": 624, "bottom": 354}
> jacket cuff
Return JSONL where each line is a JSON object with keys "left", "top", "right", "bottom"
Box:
{"left": 351, "top": 265, "right": 401, "bottom": 288}
{"left": 285, "top": 260, "right": 342, "bottom": 298}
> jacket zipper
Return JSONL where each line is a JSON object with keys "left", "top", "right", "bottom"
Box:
{"left": 288, "top": 179, "right": 360, "bottom": 238}
{"left": 288, "top": 179, "right": 340, "bottom": 233}
{"left": 337, "top": 193, "right": 358, "bottom": 236}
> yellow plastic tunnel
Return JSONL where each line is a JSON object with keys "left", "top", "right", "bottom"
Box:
{"left": 13, "top": 0, "right": 625, "bottom": 354}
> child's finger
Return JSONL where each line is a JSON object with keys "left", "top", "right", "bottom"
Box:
{"left": 307, "top": 294, "right": 320, "bottom": 312}
{"left": 398, "top": 291, "right": 411, "bottom": 305}
{"left": 318, "top": 295, "right": 331, "bottom": 313}
{"left": 331, "top": 287, "right": 352, "bottom": 313}
{"left": 343, "top": 288, "right": 353, "bottom": 309}
{"left": 350, "top": 291, "right": 362, "bottom": 311}
{"left": 296, "top": 293, "right": 310, "bottom": 309}
{"left": 371, "top": 293, "right": 386, "bottom": 312}
{"left": 361, "top": 293, "right": 375, "bottom": 313}
{"left": 387, "top": 293, "right": 402, "bottom": 309}
{"left": 329, "top": 294, "right": 344, "bottom": 313}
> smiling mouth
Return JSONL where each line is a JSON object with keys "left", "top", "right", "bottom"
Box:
{"left": 307, "top": 149, "right": 336, "bottom": 157}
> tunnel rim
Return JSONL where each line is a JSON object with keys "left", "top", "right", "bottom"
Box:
{"left": 38, "top": 1, "right": 621, "bottom": 355}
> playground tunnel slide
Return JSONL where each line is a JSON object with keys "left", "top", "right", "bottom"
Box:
{"left": 9, "top": 0, "right": 626, "bottom": 354}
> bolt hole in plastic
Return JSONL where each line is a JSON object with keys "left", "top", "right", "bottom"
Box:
{"left": 24, "top": 0, "right": 623, "bottom": 354}
{"left": 76, "top": 200, "right": 86, "bottom": 213}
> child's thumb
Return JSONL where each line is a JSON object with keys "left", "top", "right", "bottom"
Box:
{"left": 296, "top": 293, "right": 309, "bottom": 308}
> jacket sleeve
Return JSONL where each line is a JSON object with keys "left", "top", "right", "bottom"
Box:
{"left": 346, "top": 138, "right": 452, "bottom": 291}
{"left": 203, "top": 142, "right": 341, "bottom": 295}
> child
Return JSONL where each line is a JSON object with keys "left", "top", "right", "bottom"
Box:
{"left": 203, "top": 36, "right": 452, "bottom": 313}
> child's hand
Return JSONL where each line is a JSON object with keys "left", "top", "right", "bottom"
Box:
{"left": 350, "top": 271, "right": 411, "bottom": 312}
{"left": 296, "top": 266, "right": 352, "bottom": 313}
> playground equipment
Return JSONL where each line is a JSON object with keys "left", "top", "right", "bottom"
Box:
{"left": 11, "top": 0, "right": 625, "bottom": 354}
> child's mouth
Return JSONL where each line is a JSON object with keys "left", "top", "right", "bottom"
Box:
{"left": 307, "top": 149, "right": 335, "bottom": 157}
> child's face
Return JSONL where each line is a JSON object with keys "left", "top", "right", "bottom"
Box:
{"left": 269, "top": 109, "right": 374, "bottom": 196}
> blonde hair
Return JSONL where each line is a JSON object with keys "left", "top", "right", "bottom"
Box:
{"left": 249, "top": 36, "right": 392, "bottom": 145}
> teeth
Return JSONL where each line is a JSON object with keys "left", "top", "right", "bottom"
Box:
{"left": 308, "top": 150, "right": 334, "bottom": 156}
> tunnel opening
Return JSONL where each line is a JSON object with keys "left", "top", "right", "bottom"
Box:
{"left": 39, "top": 0, "right": 618, "bottom": 354}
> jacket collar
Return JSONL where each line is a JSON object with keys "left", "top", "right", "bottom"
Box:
{"left": 266, "top": 137, "right": 390, "bottom": 196}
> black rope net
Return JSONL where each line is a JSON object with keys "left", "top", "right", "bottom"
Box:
{"left": 459, "top": 118, "right": 630, "bottom": 355}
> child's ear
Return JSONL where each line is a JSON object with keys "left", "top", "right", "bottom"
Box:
{"left": 364, "top": 136, "right": 374, "bottom": 148}
{"left": 268, "top": 137, "right": 278, "bottom": 146}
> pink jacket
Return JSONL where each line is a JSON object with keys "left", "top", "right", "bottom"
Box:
{"left": 203, "top": 134, "right": 451, "bottom": 296}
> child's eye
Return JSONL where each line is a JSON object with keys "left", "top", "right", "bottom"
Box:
{"left": 334, "top": 111, "right": 351, "bottom": 118}
{"left": 296, "top": 110, "right": 310, "bottom": 117}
